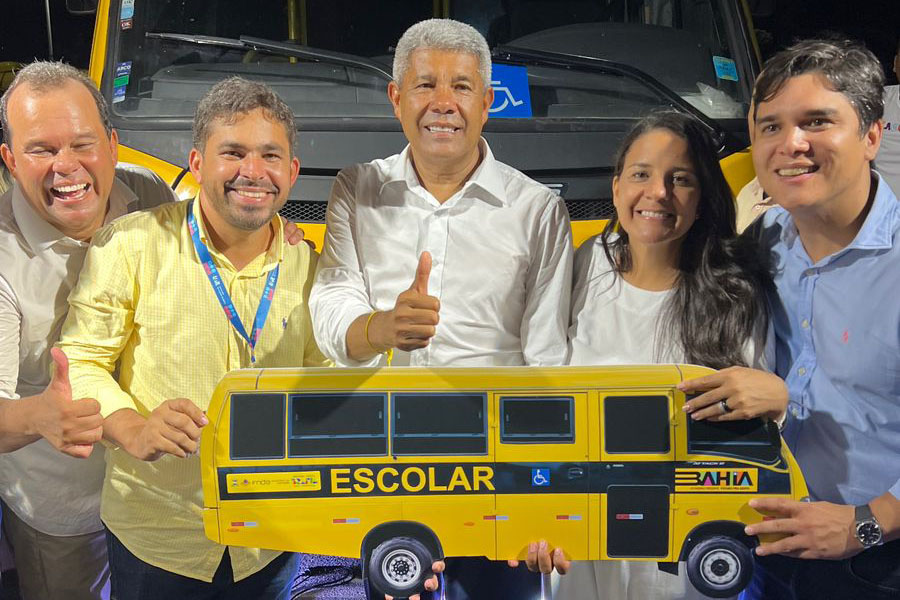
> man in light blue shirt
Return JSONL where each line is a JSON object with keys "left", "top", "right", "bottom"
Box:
{"left": 682, "top": 39, "right": 900, "bottom": 599}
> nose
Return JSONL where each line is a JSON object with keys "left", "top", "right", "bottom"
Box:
{"left": 780, "top": 126, "right": 811, "bottom": 155}
{"left": 430, "top": 83, "right": 457, "bottom": 114}
{"left": 51, "top": 147, "right": 80, "bottom": 176}
{"left": 645, "top": 173, "right": 668, "bottom": 200}
{"left": 239, "top": 154, "right": 266, "bottom": 180}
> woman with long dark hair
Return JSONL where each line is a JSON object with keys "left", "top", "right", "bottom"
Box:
{"left": 559, "top": 111, "right": 788, "bottom": 599}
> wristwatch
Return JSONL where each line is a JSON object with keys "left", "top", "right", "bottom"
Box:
{"left": 854, "top": 504, "right": 884, "bottom": 548}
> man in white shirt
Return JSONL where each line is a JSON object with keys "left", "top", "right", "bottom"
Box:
{"left": 876, "top": 38, "right": 900, "bottom": 194}
{"left": 310, "top": 18, "right": 573, "bottom": 599}
{"left": 0, "top": 62, "right": 180, "bottom": 600}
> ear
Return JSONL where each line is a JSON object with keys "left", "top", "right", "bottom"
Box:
{"left": 481, "top": 86, "right": 494, "bottom": 125}
{"left": 109, "top": 128, "right": 119, "bottom": 166}
{"left": 188, "top": 147, "right": 203, "bottom": 184}
{"left": 388, "top": 81, "right": 402, "bottom": 121}
{"left": 289, "top": 155, "right": 300, "bottom": 187}
{"left": 0, "top": 143, "right": 15, "bottom": 176}
{"left": 864, "top": 119, "right": 882, "bottom": 162}
{"left": 611, "top": 175, "right": 620, "bottom": 201}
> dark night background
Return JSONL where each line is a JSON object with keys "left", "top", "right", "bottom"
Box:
{"left": 0, "top": 0, "right": 898, "bottom": 82}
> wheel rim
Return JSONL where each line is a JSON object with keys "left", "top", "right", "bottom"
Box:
{"left": 381, "top": 548, "right": 422, "bottom": 589}
{"left": 699, "top": 547, "right": 740, "bottom": 586}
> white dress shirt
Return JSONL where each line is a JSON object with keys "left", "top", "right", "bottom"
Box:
{"left": 877, "top": 85, "right": 900, "bottom": 196}
{"left": 310, "top": 140, "right": 573, "bottom": 367}
{"left": 0, "top": 164, "right": 177, "bottom": 535}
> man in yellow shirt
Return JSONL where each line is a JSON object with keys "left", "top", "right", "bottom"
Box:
{"left": 57, "top": 77, "right": 329, "bottom": 599}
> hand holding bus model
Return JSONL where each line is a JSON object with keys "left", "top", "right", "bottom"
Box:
{"left": 105, "top": 397, "right": 208, "bottom": 461}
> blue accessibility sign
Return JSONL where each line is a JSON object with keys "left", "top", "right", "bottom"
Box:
{"left": 490, "top": 64, "right": 533, "bottom": 118}
{"left": 531, "top": 468, "right": 550, "bottom": 487}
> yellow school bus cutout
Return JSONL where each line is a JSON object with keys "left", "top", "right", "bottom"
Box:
{"left": 200, "top": 365, "right": 808, "bottom": 598}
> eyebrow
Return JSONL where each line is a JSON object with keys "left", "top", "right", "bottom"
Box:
{"left": 627, "top": 161, "right": 695, "bottom": 172}
{"left": 217, "top": 141, "right": 284, "bottom": 153}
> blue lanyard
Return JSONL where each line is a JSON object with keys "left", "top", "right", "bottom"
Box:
{"left": 187, "top": 201, "right": 279, "bottom": 363}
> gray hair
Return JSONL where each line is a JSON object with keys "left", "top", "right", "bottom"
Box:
{"left": 0, "top": 61, "right": 111, "bottom": 146}
{"left": 192, "top": 77, "right": 296, "bottom": 154}
{"left": 393, "top": 19, "right": 492, "bottom": 90}
{"left": 753, "top": 39, "right": 884, "bottom": 135}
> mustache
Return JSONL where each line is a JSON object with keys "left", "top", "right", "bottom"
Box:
{"left": 224, "top": 177, "right": 278, "bottom": 193}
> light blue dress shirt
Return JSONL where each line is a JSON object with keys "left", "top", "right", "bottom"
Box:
{"left": 755, "top": 172, "right": 900, "bottom": 506}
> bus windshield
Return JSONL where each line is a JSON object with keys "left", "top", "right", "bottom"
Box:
{"left": 109, "top": 0, "right": 753, "bottom": 123}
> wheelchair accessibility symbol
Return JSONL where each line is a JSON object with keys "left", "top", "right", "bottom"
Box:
{"left": 490, "top": 81, "right": 525, "bottom": 113}
{"left": 532, "top": 468, "right": 550, "bottom": 487}
{"left": 489, "top": 64, "right": 532, "bottom": 118}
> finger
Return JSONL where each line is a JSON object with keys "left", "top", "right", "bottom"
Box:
{"left": 525, "top": 542, "right": 538, "bottom": 572}
{"left": 745, "top": 516, "right": 801, "bottom": 538}
{"left": 410, "top": 251, "right": 432, "bottom": 295}
{"left": 423, "top": 573, "right": 439, "bottom": 591}
{"left": 431, "top": 560, "right": 445, "bottom": 574}
{"left": 537, "top": 541, "right": 552, "bottom": 574}
{"left": 754, "top": 534, "right": 805, "bottom": 557}
{"left": 65, "top": 427, "right": 103, "bottom": 447}
{"left": 682, "top": 388, "right": 727, "bottom": 414}
{"left": 169, "top": 398, "right": 209, "bottom": 428}
{"left": 62, "top": 443, "right": 95, "bottom": 459}
{"left": 48, "top": 347, "right": 72, "bottom": 395}
{"left": 282, "top": 220, "right": 304, "bottom": 246}
{"left": 507, "top": 559, "right": 520, "bottom": 568}
{"left": 749, "top": 496, "right": 797, "bottom": 516}
{"left": 553, "top": 548, "right": 571, "bottom": 575}
{"left": 677, "top": 372, "right": 726, "bottom": 393}
{"left": 396, "top": 305, "right": 441, "bottom": 325}
{"left": 69, "top": 397, "right": 102, "bottom": 417}
{"left": 163, "top": 410, "right": 203, "bottom": 441}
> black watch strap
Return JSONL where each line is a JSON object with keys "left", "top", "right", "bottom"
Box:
{"left": 855, "top": 504, "right": 875, "bottom": 522}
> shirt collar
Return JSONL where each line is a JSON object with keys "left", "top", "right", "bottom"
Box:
{"left": 11, "top": 171, "right": 136, "bottom": 253}
{"left": 191, "top": 196, "right": 284, "bottom": 273}
{"left": 381, "top": 138, "right": 509, "bottom": 207}
{"left": 775, "top": 170, "right": 898, "bottom": 252}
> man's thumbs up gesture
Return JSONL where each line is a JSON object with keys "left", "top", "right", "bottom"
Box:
{"left": 33, "top": 348, "right": 103, "bottom": 458}
{"left": 362, "top": 251, "right": 441, "bottom": 355}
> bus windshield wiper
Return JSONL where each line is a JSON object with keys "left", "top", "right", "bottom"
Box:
{"left": 493, "top": 45, "right": 728, "bottom": 152}
{"left": 145, "top": 32, "right": 393, "bottom": 82}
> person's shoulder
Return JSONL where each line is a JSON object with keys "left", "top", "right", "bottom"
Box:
{"left": 0, "top": 188, "right": 18, "bottom": 234}
{"left": 114, "top": 163, "right": 177, "bottom": 207}
{"left": 490, "top": 157, "right": 562, "bottom": 210}
{"left": 97, "top": 197, "right": 186, "bottom": 243}
{"left": 743, "top": 203, "right": 790, "bottom": 248}
{"left": 884, "top": 84, "right": 900, "bottom": 106}
{"left": 573, "top": 233, "right": 616, "bottom": 281}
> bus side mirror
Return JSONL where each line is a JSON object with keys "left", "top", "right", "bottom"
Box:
{"left": 66, "top": 0, "right": 97, "bottom": 15}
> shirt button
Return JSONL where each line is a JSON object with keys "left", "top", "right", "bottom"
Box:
{"left": 801, "top": 319, "right": 810, "bottom": 329}
{"left": 797, "top": 367, "right": 806, "bottom": 376}
{"left": 791, "top": 406, "right": 800, "bottom": 417}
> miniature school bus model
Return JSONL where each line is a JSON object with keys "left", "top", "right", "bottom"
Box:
{"left": 201, "top": 365, "right": 808, "bottom": 598}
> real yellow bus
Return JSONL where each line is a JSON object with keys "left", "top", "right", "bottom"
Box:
{"left": 200, "top": 364, "right": 808, "bottom": 598}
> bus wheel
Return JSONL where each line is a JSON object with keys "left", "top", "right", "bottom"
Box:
{"left": 368, "top": 536, "right": 434, "bottom": 598}
{"left": 686, "top": 535, "right": 753, "bottom": 598}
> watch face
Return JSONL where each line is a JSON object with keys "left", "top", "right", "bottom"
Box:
{"left": 857, "top": 521, "right": 882, "bottom": 546}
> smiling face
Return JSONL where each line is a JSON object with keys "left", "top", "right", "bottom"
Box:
{"left": 388, "top": 48, "right": 493, "bottom": 175}
{"left": 613, "top": 128, "right": 701, "bottom": 254}
{"left": 0, "top": 80, "right": 118, "bottom": 241}
{"left": 752, "top": 73, "right": 880, "bottom": 215}
{"left": 189, "top": 108, "right": 299, "bottom": 235}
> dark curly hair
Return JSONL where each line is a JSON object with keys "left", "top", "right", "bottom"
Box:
{"left": 601, "top": 111, "right": 771, "bottom": 368}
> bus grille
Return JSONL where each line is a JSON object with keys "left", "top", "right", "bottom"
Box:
{"left": 279, "top": 198, "right": 615, "bottom": 223}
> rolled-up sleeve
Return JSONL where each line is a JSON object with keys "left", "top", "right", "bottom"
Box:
{"left": 521, "top": 194, "right": 573, "bottom": 367}
{"left": 57, "top": 223, "right": 138, "bottom": 417}
{"left": 309, "top": 168, "right": 379, "bottom": 367}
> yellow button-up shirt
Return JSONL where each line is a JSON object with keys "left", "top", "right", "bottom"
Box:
{"left": 58, "top": 198, "right": 330, "bottom": 582}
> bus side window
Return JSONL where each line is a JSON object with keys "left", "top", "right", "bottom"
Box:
{"left": 687, "top": 417, "right": 781, "bottom": 464}
{"left": 230, "top": 393, "right": 286, "bottom": 460}
{"left": 289, "top": 393, "right": 387, "bottom": 457}
{"left": 604, "top": 395, "right": 670, "bottom": 454}
{"left": 500, "top": 396, "right": 574, "bottom": 443}
{"left": 392, "top": 393, "right": 487, "bottom": 455}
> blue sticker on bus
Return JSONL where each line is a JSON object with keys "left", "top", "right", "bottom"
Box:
{"left": 490, "top": 64, "right": 532, "bottom": 118}
{"left": 113, "top": 86, "right": 127, "bottom": 104}
{"left": 120, "top": 0, "right": 134, "bottom": 20}
{"left": 712, "top": 56, "right": 738, "bottom": 82}
{"left": 115, "top": 61, "right": 132, "bottom": 79}
{"left": 531, "top": 468, "right": 550, "bottom": 487}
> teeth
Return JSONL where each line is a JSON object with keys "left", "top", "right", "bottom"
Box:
{"left": 53, "top": 183, "right": 88, "bottom": 193}
{"left": 639, "top": 210, "right": 670, "bottom": 218}
{"left": 234, "top": 190, "right": 268, "bottom": 198}
{"left": 427, "top": 126, "right": 456, "bottom": 133}
{"left": 778, "top": 167, "right": 815, "bottom": 176}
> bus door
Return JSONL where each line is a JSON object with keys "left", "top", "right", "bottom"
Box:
{"left": 493, "top": 392, "right": 589, "bottom": 560}
{"left": 388, "top": 392, "right": 497, "bottom": 559}
{"left": 599, "top": 392, "right": 676, "bottom": 561}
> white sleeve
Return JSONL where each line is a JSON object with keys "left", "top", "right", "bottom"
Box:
{"left": 521, "top": 194, "right": 574, "bottom": 367}
{"left": 0, "top": 275, "right": 21, "bottom": 399}
{"left": 309, "top": 168, "right": 380, "bottom": 366}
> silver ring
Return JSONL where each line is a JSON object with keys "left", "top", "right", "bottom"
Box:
{"left": 719, "top": 399, "right": 732, "bottom": 414}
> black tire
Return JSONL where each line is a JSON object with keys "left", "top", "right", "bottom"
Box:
{"left": 686, "top": 535, "right": 753, "bottom": 598}
{"left": 367, "top": 536, "right": 434, "bottom": 598}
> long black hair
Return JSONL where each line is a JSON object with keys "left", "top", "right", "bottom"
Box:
{"left": 601, "top": 111, "right": 770, "bottom": 369}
